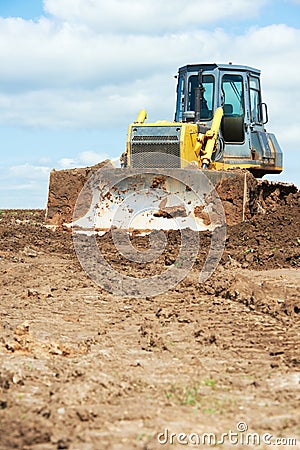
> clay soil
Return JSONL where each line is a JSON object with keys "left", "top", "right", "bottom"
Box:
{"left": 0, "top": 195, "right": 299, "bottom": 449}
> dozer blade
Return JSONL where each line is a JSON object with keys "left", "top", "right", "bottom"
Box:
{"left": 67, "top": 167, "right": 239, "bottom": 234}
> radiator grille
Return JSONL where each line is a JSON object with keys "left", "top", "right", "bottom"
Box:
{"left": 130, "top": 126, "right": 181, "bottom": 168}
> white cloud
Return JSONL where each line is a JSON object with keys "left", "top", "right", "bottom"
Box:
{"left": 58, "top": 151, "right": 110, "bottom": 169}
{"left": 9, "top": 163, "right": 51, "bottom": 179}
{"left": 78, "top": 150, "right": 109, "bottom": 165}
{"left": 38, "top": 156, "right": 52, "bottom": 164}
{"left": 59, "top": 157, "right": 77, "bottom": 168}
{"left": 44, "top": 0, "right": 267, "bottom": 33}
{"left": 0, "top": 182, "right": 44, "bottom": 191}
{"left": 0, "top": 19, "right": 299, "bottom": 133}
{"left": 0, "top": 163, "right": 51, "bottom": 207}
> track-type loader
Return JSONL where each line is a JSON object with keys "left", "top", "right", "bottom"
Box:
{"left": 46, "top": 63, "right": 283, "bottom": 231}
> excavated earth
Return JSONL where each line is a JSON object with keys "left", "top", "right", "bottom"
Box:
{"left": 0, "top": 185, "right": 300, "bottom": 449}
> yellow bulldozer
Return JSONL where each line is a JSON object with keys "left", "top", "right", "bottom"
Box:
{"left": 46, "top": 63, "right": 283, "bottom": 232}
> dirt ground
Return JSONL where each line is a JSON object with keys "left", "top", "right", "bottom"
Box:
{"left": 0, "top": 193, "right": 299, "bottom": 449}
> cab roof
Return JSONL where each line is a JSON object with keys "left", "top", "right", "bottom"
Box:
{"left": 178, "top": 63, "right": 260, "bottom": 75}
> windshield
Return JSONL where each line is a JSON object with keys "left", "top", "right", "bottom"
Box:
{"left": 187, "top": 74, "right": 214, "bottom": 120}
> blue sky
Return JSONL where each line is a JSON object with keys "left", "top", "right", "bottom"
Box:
{"left": 0, "top": 0, "right": 45, "bottom": 19}
{"left": 0, "top": 0, "right": 299, "bottom": 208}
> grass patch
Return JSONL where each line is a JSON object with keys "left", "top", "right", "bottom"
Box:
{"left": 165, "top": 384, "right": 202, "bottom": 407}
{"left": 164, "top": 379, "right": 238, "bottom": 415}
{"left": 204, "top": 378, "right": 217, "bottom": 388}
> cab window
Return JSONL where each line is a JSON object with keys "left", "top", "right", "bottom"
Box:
{"left": 221, "top": 74, "right": 245, "bottom": 143}
{"left": 249, "top": 76, "right": 261, "bottom": 123}
{"left": 221, "top": 74, "right": 244, "bottom": 116}
{"left": 187, "top": 74, "right": 214, "bottom": 120}
{"left": 175, "top": 76, "right": 184, "bottom": 122}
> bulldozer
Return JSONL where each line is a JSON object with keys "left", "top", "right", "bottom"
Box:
{"left": 122, "top": 63, "right": 282, "bottom": 175}
{"left": 46, "top": 63, "right": 284, "bottom": 232}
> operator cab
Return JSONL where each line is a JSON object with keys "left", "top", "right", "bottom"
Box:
{"left": 175, "top": 63, "right": 282, "bottom": 176}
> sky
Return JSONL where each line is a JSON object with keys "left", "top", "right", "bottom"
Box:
{"left": 0, "top": 0, "right": 299, "bottom": 208}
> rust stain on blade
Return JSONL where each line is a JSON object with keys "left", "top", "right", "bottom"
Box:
{"left": 150, "top": 176, "right": 166, "bottom": 189}
{"left": 154, "top": 197, "right": 187, "bottom": 218}
{"left": 193, "top": 205, "right": 211, "bottom": 226}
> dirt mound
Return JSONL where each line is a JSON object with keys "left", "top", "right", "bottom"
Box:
{"left": 215, "top": 170, "right": 298, "bottom": 225}
{"left": 0, "top": 210, "right": 74, "bottom": 257}
{"left": 224, "top": 189, "right": 300, "bottom": 269}
{"left": 46, "top": 160, "right": 112, "bottom": 226}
